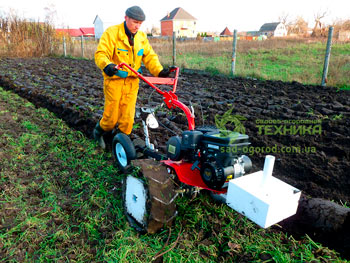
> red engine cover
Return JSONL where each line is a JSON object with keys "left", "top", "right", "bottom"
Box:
{"left": 162, "top": 160, "right": 227, "bottom": 194}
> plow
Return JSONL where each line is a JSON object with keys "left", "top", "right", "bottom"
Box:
{"left": 111, "top": 63, "right": 301, "bottom": 233}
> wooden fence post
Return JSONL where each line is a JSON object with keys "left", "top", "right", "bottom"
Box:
{"left": 63, "top": 36, "right": 67, "bottom": 57}
{"left": 49, "top": 36, "right": 53, "bottom": 54}
{"left": 173, "top": 31, "right": 176, "bottom": 66}
{"left": 81, "top": 35, "right": 85, "bottom": 58}
{"left": 321, "top": 26, "right": 334, "bottom": 86}
{"left": 231, "top": 29, "right": 238, "bottom": 76}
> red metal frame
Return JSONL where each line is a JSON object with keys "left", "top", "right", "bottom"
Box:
{"left": 116, "top": 63, "right": 227, "bottom": 193}
{"left": 116, "top": 63, "right": 194, "bottom": 130}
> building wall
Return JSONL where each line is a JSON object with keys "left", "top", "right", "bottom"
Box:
{"left": 173, "top": 20, "right": 196, "bottom": 37}
{"left": 161, "top": 20, "right": 197, "bottom": 37}
{"left": 161, "top": 21, "right": 173, "bottom": 36}
{"left": 94, "top": 16, "right": 104, "bottom": 39}
{"left": 274, "top": 24, "right": 287, "bottom": 37}
{"left": 260, "top": 31, "right": 274, "bottom": 37}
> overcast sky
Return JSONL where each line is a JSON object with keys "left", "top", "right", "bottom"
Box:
{"left": 0, "top": 0, "right": 349, "bottom": 32}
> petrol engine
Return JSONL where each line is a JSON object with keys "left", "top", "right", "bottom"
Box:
{"left": 166, "top": 128, "right": 252, "bottom": 190}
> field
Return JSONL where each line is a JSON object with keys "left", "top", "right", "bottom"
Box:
{"left": 0, "top": 57, "right": 349, "bottom": 262}
{"left": 58, "top": 37, "right": 350, "bottom": 88}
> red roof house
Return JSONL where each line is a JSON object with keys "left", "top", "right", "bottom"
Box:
{"left": 220, "top": 27, "right": 232, "bottom": 36}
{"left": 80, "top": 27, "right": 95, "bottom": 37}
{"left": 56, "top": 27, "right": 95, "bottom": 37}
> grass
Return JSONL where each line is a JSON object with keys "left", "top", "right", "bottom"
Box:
{"left": 54, "top": 37, "right": 350, "bottom": 88}
{"left": 1, "top": 12, "right": 349, "bottom": 87}
{"left": 157, "top": 40, "right": 350, "bottom": 88}
{"left": 1, "top": 86, "right": 348, "bottom": 262}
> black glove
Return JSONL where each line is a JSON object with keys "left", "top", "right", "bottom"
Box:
{"left": 158, "top": 67, "right": 171, "bottom": 78}
{"left": 103, "top": 63, "right": 118, "bottom": 77}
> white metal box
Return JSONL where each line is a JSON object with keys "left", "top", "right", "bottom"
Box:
{"left": 226, "top": 156, "right": 301, "bottom": 228}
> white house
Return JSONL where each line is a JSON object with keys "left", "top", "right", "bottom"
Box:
{"left": 259, "top": 22, "right": 287, "bottom": 37}
{"left": 93, "top": 15, "right": 119, "bottom": 39}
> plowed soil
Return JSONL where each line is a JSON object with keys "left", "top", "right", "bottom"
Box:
{"left": 1, "top": 57, "right": 350, "bottom": 258}
{"left": 1, "top": 57, "right": 349, "bottom": 204}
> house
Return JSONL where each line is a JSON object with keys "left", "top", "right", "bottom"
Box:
{"left": 93, "top": 15, "right": 118, "bottom": 39}
{"left": 56, "top": 29, "right": 83, "bottom": 38}
{"left": 259, "top": 22, "right": 287, "bottom": 37}
{"left": 160, "top": 7, "right": 197, "bottom": 38}
{"left": 56, "top": 28, "right": 95, "bottom": 38}
{"left": 80, "top": 27, "right": 95, "bottom": 37}
{"left": 220, "top": 27, "right": 232, "bottom": 36}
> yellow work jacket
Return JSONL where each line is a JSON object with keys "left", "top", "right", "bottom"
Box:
{"left": 95, "top": 22, "right": 163, "bottom": 79}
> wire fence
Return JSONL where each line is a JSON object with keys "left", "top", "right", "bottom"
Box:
{"left": 57, "top": 29, "right": 350, "bottom": 88}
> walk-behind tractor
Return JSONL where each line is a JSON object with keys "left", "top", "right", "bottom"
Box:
{"left": 111, "top": 63, "right": 301, "bottom": 233}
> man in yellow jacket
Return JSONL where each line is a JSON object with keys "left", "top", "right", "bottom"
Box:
{"left": 94, "top": 6, "right": 170, "bottom": 149}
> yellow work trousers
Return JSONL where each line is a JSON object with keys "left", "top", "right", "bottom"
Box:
{"left": 99, "top": 77, "right": 139, "bottom": 135}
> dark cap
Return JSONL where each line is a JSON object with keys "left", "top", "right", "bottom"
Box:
{"left": 125, "top": 6, "right": 145, "bottom": 21}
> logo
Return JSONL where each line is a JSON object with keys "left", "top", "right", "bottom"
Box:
{"left": 214, "top": 107, "right": 246, "bottom": 143}
{"left": 255, "top": 119, "right": 322, "bottom": 136}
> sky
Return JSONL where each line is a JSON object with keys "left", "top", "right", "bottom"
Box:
{"left": 0, "top": 0, "right": 349, "bottom": 32}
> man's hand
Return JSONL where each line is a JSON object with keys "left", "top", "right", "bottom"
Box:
{"left": 158, "top": 67, "right": 171, "bottom": 78}
{"left": 103, "top": 63, "right": 118, "bottom": 77}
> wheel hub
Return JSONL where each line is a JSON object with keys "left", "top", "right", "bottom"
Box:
{"left": 115, "top": 143, "right": 127, "bottom": 167}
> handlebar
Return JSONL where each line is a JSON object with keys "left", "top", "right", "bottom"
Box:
{"left": 115, "top": 63, "right": 195, "bottom": 130}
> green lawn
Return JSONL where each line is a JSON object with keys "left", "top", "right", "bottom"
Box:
{"left": 157, "top": 40, "right": 350, "bottom": 88}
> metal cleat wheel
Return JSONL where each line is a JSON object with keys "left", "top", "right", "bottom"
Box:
{"left": 122, "top": 159, "right": 178, "bottom": 234}
{"left": 122, "top": 175, "right": 150, "bottom": 233}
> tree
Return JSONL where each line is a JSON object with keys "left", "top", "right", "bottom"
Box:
{"left": 151, "top": 26, "right": 160, "bottom": 36}
{"left": 332, "top": 19, "right": 350, "bottom": 31}
{"left": 311, "top": 10, "right": 328, "bottom": 37}
{"left": 332, "top": 19, "right": 350, "bottom": 39}
{"left": 277, "top": 12, "right": 293, "bottom": 33}
{"left": 44, "top": 4, "right": 57, "bottom": 25}
{"left": 289, "top": 16, "right": 308, "bottom": 35}
{"left": 278, "top": 12, "right": 289, "bottom": 24}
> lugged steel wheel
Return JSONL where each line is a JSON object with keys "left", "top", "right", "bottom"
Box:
{"left": 122, "top": 159, "right": 178, "bottom": 234}
{"left": 122, "top": 175, "right": 150, "bottom": 233}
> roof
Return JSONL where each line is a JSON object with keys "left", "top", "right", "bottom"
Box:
{"left": 56, "top": 29, "right": 82, "bottom": 37}
{"left": 80, "top": 27, "right": 95, "bottom": 36}
{"left": 93, "top": 15, "right": 118, "bottom": 25}
{"left": 55, "top": 28, "right": 95, "bottom": 37}
{"left": 160, "top": 7, "right": 196, "bottom": 21}
{"left": 93, "top": 15, "right": 100, "bottom": 24}
{"left": 259, "top": 22, "right": 281, "bottom": 32}
{"left": 220, "top": 27, "right": 232, "bottom": 36}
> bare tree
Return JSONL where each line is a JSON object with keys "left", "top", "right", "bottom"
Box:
{"left": 289, "top": 16, "right": 309, "bottom": 35}
{"left": 278, "top": 12, "right": 292, "bottom": 33}
{"left": 332, "top": 19, "right": 350, "bottom": 40}
{"left": 332, "top": 19, "right": 350, "bottom": 31}
{"left": 312, "top": 10, "right": 328, "bottom": 37}
{"left": 151, "top": 26, "right": 160, "bottom": 36}
{"left": 278, "top": 12, "right": 289, "bottom": 25}
{"left": 44, "top": 4, "right": 57, "bottom": 25}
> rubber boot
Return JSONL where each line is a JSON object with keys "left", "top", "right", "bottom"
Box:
{"left": 93, "top": 122, "right": 106, "bottom": 149}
